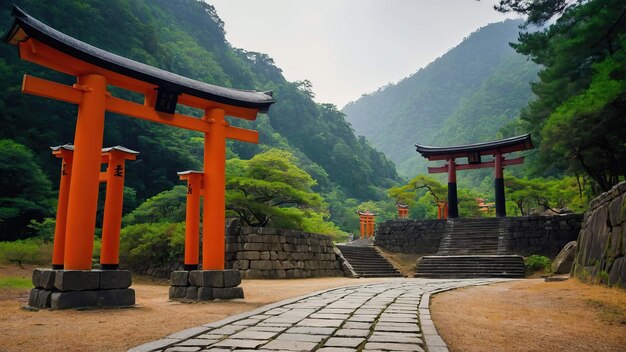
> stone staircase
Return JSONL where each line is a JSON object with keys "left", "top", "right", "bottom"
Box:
{"left": 415, "top": 218, "right": 526, "bottom": 279}
{"left": 437, "top": 218, "right": 509, "bottom": 255}
{"left": 336, "top": 244, "right": 403, "bottom": 278}
{"left": 415, "top": 255, "right": 525, "bottom": 278}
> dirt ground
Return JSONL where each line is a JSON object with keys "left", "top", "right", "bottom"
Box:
{"left": 0, "top": 265, "right": 389, "bottom": 351}
{"left": 2, "top": 265, "right": 625, "bottom": 352}
{"left": 431, "top": 278, "right": 626, "bottom": 352}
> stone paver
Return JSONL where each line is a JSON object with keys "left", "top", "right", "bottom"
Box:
{"left": 333, "top": 329, "right": 370, "bottom": 338}
{"left": 276, "top": 334, "right": 327, "bottom": 343}
{"left": 323, "top": 337, "right": 365, "bottom": 348}
{"left": 130, "top": 278, "right": 511, "bottom": 352}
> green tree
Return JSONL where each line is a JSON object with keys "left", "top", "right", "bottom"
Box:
{"left": 388, "top": 175, "right": 450, "bottom": 219}
{"left": 225, "top": 149, "right": 329, "bottom": 230}
{"left": 388, "top": 175, "right": 447, "bottom": 206}
{"left": 497, "top": 0, "right": 626, "bottom": 191}
{"left": 0, "top": 139, "right": 53, "bottom": 240}
{"left": 122, "top": 186, "right": 187, "bottom": 226}
{"left": 494, "top": 0, "right": 576, "bottom": 26}
{"left": 505, "top": 176, "right": 590, "bottom": 215}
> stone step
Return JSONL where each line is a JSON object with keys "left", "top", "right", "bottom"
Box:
{"left": 346, "top": 261, "right": 397, "bottom": 266}
{"left": 358, "top": 273, "right": 404, "bottom": 278}
{"left": 415, "top": 273, "right": 525, "bottom": 279}
{"left": 415, "top": 255, "right": 526, "bottom": 279}
{"left": 440, "top": 235, "right": 501, "bottom": 239}
{"left": 417, "top": 267, "right": 523, "bottom": 271}
{"left": 336, "top": 245, "right": 403, "bottom": 278}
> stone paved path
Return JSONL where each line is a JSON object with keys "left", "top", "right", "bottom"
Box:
{"left": 130, "top": 279, "right": 510, "bottom": 352}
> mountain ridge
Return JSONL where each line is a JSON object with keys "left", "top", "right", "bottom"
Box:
{"left": 342, "top": 19, "right": 538, "bottom": 177}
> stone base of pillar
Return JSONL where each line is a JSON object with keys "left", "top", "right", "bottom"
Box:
{"left": 27, "top": 268, "right": 134, "bottom": 310}
{"left": 169, "top": 269, "right": 244, "bottom": 301}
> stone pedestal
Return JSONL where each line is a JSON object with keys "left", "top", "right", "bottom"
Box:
{"left": 27, "top": 269, "right": 135, "bottom": 310}
{"left": 169, "top": 269, "right": 243, "bottom": 301}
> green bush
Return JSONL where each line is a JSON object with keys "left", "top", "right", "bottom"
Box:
{"left": 524, "top": 255, "right": 552, "bottom": 275}
{"left": 0, "top": 239, "right": 51, "bottom": 267}
{"left": 27, "top": 218, "right": 56, "bottom": 243}
{"left": 119, "top": 222, "right": 184, "bottom": 270}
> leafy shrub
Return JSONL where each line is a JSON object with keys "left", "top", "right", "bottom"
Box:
{"left": 27, "top": 218, "right": 56, "bottom": 243}
{"left": 122, "top": 186, "right": 187, "bottom": 226}
{"left": 119, "top": 222, "right": 184, "bottom": 271}
{"left": 0, "top": 239, "right": 52, "bottom": 267}
{"left": 524, "top": 255, "right": 552, "bottom": 275}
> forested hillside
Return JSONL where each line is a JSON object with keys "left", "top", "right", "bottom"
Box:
{"left": 342, "top": 19, "right": 538, "bottom": 177}
{"left": 0, "top": 0, "right": 399, "bottom": 239}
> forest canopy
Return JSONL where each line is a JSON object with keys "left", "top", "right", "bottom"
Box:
{"left": 497, "top": 0, "right": 626, "bottom": 192}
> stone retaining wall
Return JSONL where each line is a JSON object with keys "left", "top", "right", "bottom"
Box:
{"left": 374, "top": 219, "right": 446, "bottom": 254}
{"left": 225, "top": 221, "right": 344, "bottom": 279}
{"left": 507, "top": 214, "right": 583, "bottom": 257}
{"left": 375, "top": 215, "right": 582, "bottom": 257}
{"left": 573, "top": 182, "right": 626, "bottom": 287}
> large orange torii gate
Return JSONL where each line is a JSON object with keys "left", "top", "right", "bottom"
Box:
{"left": 3, "top": 6, "right": 275, "bottom": 308}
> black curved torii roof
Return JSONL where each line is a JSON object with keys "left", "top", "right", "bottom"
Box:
{"left": 415, "top": 134, "right": 533, "bottom": 161}
{"left": 2, "top": 5, "right": 275, "bottom": 113}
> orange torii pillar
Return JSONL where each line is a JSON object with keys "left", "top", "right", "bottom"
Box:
{"left": 99, "top": 146, "right": 138, "bottom": 270}
{"left": 358, "top": 215, "right": 365, "bottom": 239}
{"left": 50, "top": 145, "right": 74, "bottom": 270}
{"left": 369, "top": 214, "right": 376, "bottom": 236}
{"left": 396, "top": 204, "right": 409, "bottom": 219}
{"left": 178, "top": 171, "right": 204, "bottom": 271}
{"left": 203, "top": 108, "right": 227, "bottom": 270}
{"left": 437, "top": 202, "right": 448, "bottom": 220}
{"left": 50, "top": 145, "right": 137, "bottom": 270}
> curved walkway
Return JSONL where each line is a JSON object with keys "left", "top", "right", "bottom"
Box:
{"left": 130, "top": 278, "right": 511, "bottom": 352}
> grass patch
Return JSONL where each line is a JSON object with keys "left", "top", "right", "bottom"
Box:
{"left": 524, "top": 255, "right": 552, "bottom": 275}
{"left": 585, "top": 299, "right": 626, "bottom": 325}
{"left": 0, "top": 276, "right": 32, "bottom": 289}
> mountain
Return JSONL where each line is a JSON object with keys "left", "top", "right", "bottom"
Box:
{"left": 0, "top": 0, "right": 399, "bottom": 237}
{"left": 342, "top": 19, "right": 538, "bottom": 177}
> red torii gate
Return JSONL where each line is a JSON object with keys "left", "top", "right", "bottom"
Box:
{"left": 3, "top": 6, "right": 274, "bottom": 308}
{"left": 396, "top": 204, "right": 409, "bottom": 219}
{"left": 357, "top": 210, "right": 377, "bottom": 238}
{"left": 50, "top": 145, "right": 138, "bottom": 270}
{"left": 415, "top": 134, "right": 533, "bottom": 218}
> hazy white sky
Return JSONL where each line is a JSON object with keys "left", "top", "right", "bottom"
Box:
{"left": 209, "top": 0, "right": 519, "bottom": 108}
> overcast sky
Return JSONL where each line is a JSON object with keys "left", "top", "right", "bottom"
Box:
{"left": 209, "top": 0, "right": 519, "bottom": 108}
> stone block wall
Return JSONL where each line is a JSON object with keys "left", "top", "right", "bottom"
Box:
{"left": 506, "top": 214, "right": 583, "bottom": 257}
{"left": 374, "top": 216, "right": 582, "bottom": 257}
{"left": 375, "top": 219, "right": 446, "bottom": 254}
{"left": 573, "top": 182, "right": 626, "bottom": 287}
{"left": 225, "top": 221, "right": 344, "bottom": 279}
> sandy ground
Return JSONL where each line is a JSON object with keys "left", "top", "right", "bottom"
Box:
{"left": 0, "top": 265, "right": 389, "bottom": 351}
{"left": 2, "top": 265, "right": 625, "bottom": 352}
{"left": 431, "top": 278, "right": 626, "bottom": 352}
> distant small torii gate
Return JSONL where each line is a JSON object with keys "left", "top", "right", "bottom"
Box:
{"left": 357, "top": 210, "right": 377, "bottom": 238}
{"left": 415, "top": 134, "right": 533, "bottom": 218}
